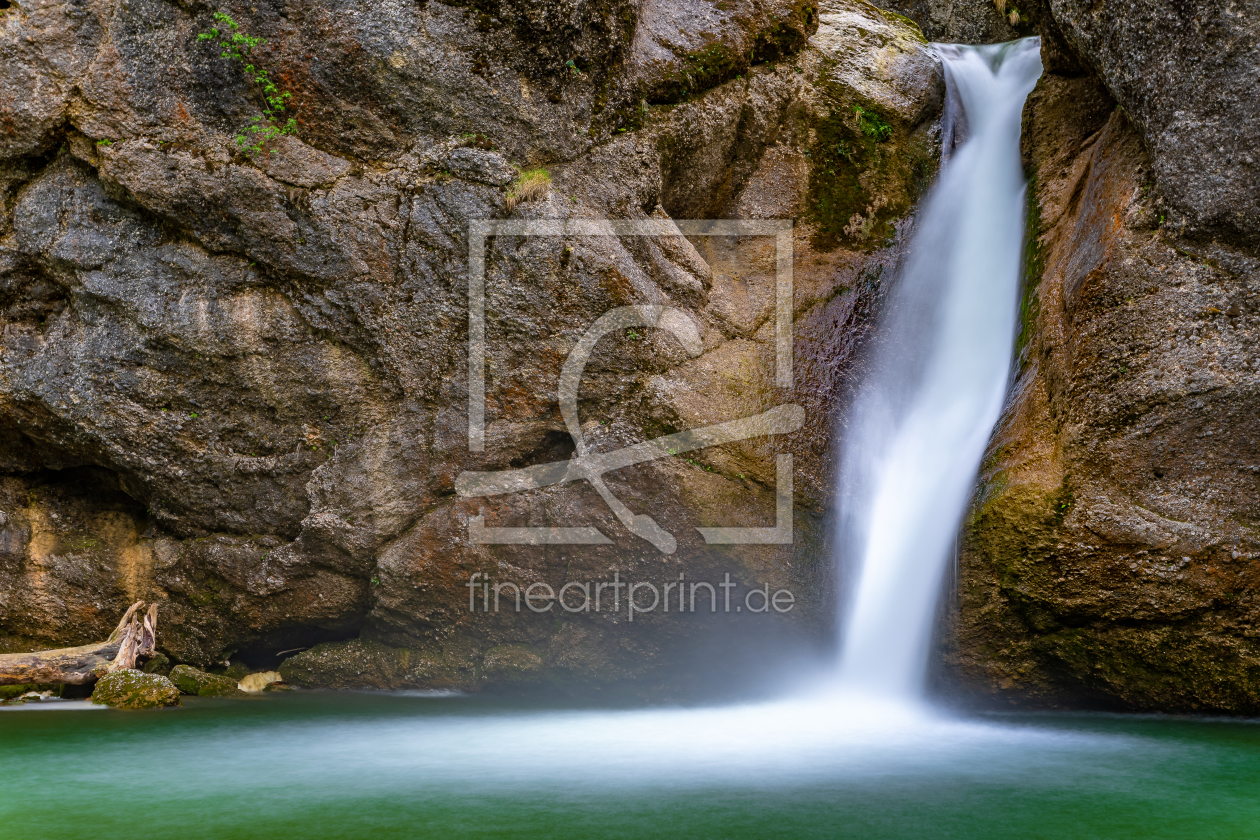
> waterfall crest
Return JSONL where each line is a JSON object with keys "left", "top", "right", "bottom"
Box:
{"left": 834, "top": 39, "right": 1044, "bottom": 700}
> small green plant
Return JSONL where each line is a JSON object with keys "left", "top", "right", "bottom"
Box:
{"left": 854, "top": 106, "right": 892, "bottom": 142}
{"left": 95, "top": 138, "right": 114, "bottom": 147}
{"left": 198, "top": 12, "right": 297, "bottom": 157}
{"left": 504, "top": 167, "right": 551, "bottom": 210}
{"left": 565, "top": 59, "right": 583, "bottom": 76}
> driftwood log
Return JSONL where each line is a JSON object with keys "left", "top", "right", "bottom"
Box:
{"left": 0, "top": 601, "right": 158, "bottom": 685}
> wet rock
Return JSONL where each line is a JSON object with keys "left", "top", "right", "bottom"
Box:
{"left": 949, "top": 52, "right": 1260, "bottom": 714}
{"left": 90, "top": 669, "right": 181, "bottom": 709}
{"left": 237, "top": 671, "right": 283, "bottom": 693}
{"left": 169, "top": 665, "right": 246, "bottom": 697}
{"left": 0, "top": 683, "right": 37, "bottom": 704}
{"left": 1, "top": 689, "right": 56, "bottom": 706}
{"left": 142, "top": 653, "right": 172, "bottom": 676}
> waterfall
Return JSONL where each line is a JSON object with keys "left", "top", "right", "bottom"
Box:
{"left": 834, "top": 39, "right": 1044, "bottom": 699}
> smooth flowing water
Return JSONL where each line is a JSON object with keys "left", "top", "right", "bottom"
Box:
{"left": 835, "top": 39, "right": 1044, "bottom": 698}
{"left": 6, "top": 40, "right": 1258, "bottom": 839}
{"left": 4, "top": 692, "right": 1260, "bottom": 838}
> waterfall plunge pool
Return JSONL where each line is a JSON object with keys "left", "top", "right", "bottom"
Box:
{"left": 3, "top": 690, "right": 1259, "bottom": 839}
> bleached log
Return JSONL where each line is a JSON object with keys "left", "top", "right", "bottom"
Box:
{"left": 0, "top": 601, "right": 159, "bottom": 685}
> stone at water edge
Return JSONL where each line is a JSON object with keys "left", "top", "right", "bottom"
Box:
{"left": 91, "top": 670, "right": 181, "bottom": 709}
{"left": 142, "top": 653, "right": 172, "bottom": 676}
{"left": 237, "top": 671, "right": 283, "bottom": 693}
{"left": 169, "top": 665, "right": 247, "bottom": 697}
{"left": 0, "top": 684, "right": 36, "bottom": 703}
{"left": 0, "top": 686, "right": 55, "bottom": 705}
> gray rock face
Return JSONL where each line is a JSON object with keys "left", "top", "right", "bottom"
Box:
{"left": 868, "top": 0, "right": 1026, "bottom": 44}
{"left": 1042, "top": 0, "right": 1260, "bottom": 246}
{"left": 0, "top": 0, "right": 943, "bottom": 695}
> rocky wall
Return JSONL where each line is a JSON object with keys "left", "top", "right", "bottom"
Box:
{"left": 948, "top": 3, "right": 1260, "bottom": 713}
{"left": 0, "top": 0, "right": 944, "bottom": 696}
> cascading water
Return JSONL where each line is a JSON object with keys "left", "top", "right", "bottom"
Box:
{"left": 834, "top": 39, "right": 1044, "bottom": 699}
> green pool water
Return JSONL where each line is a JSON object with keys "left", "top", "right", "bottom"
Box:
{"left": 3, "top": 690, "right": 1258, "bottom": 839}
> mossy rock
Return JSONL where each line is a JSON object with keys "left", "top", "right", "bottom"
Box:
{"left": 142, "top": 653, "right": 172, "bottom": 676}
{"left": 0, "top": 684, "right": 37, "bottom": 701}
{"left": 91, "top": 669, "right": 181, "bottom": 709}
{"left": 219, "top": 662, "right": 252, "bottom": 681}
{"left": 170, "top": 664, "right": 246, "bottom": 697}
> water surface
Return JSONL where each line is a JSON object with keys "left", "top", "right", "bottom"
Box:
{"left": 3, "top": 691, "right": 1258, "bottom": 838}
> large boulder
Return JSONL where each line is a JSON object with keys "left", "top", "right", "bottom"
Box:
{"left": 90, "top": 669, "right": 181, "bottom": 709}
{"left": 1038, "top": 0, "right": 1260, "bottom": 246}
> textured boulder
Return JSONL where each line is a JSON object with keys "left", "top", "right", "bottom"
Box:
{"left": 169, "top": 664, "right": 246, "bottom": 697}
{"left": 1037, "top": 0, "right": 1260, "bottom": 246}
{"left": 90, "top": 669, "right": 181, "bottom": 709}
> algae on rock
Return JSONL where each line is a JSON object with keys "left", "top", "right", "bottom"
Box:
{"left": 170, "top": 665, "right": 247, "bottom": 697}
{"left": 91, "top": 670, "right": 181, "bottom": 709}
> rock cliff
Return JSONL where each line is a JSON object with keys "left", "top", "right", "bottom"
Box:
{"left": 0, "top": 0, "right": 943, "bottom": 695}
{"left": 948, "top": 0, "right": 1260, "bottom": 713}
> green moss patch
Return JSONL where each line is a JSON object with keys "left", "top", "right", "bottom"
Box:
{"left": 91, "top": 669, "right": 181, "bottom": 709}
{"left": 647, "top": 44, "right": 745, "bottom": 105}
{"left": 170, "top": 664, "right": 246, "bottom": 697}
{"left": 806, "top": 102, "right": 931, "bottom": 249}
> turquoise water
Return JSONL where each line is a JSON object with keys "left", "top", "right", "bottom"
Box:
{"left": 3, "top": 691, "right": 1259, "bottom": 839}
